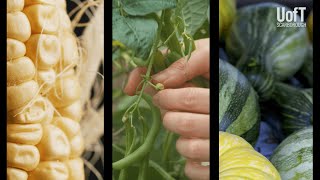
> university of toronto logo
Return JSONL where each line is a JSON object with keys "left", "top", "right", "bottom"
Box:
{"left": 276, "top": 7, "right": 307, "bottom": 28}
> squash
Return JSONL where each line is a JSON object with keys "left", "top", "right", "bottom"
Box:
{"left": 219, "top": 0, "right": 236, "bottom": 40}
{"left": 226, "top": 3, "right": 309, "bottom": 100}
{"left": 272, "top": 83, "right": 313, "bottom": 136}
{"left": 271, "top": 127, "right": 313, "bottom": 180}
{"left": 219, "top": 59, "right": 260, "bottom": 144}
{"left": 219, "top": 131, "right": 281, "bottom": 179}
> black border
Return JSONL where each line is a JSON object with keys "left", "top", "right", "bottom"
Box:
{"left": 312, "top": 0, "right": 319, "bottom": 177}
{"left": 210, "top": 0, "right": 219, "bottom": 179}
{"left": 1, "top": 0, "right": 7, "bottom": 178}
{"left": 107, "top": 0, "right": 112, "bottom": 180}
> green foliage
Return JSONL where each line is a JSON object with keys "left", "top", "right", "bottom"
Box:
{"left": 112, "top": 0, "right": 209, "bottom": 179}
{"left": 121, "top": 0, "right": 176, "bottom": 16}
{"left": 113, "top": 6, "right": 158, "bottom": 59}
{"left": 175, "top": 0, "right": 209, "bottom": 35}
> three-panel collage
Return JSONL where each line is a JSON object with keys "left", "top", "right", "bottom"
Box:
{"left": 6, "top": 0, "right": 317, "bottom": 179}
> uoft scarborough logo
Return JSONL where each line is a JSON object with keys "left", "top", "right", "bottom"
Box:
{"left": 276, "top": 7, "right": 306, "bottom": 28}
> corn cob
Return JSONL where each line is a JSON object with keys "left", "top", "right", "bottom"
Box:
{"left": 7, "top": 0, "right": 85, "bottom": 179}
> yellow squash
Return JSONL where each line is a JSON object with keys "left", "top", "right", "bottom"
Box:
{"left": 219, "top": 0, "right": 236, "bottom": 40}
{"left": 219, "top": 131, "right": 281, "bottom": 180}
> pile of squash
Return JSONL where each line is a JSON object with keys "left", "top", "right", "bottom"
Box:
{"left": 219, "top": 1, "right": 313, "bottom": 179}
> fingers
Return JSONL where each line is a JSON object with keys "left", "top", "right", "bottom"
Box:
{"left": 163, "top": 112, "right": 209, "bottom": 138}
{"left": 203, "top": 72, "right": 210, "bottom": 79}
{"left": 123, "top": 67, "right": 157, "bottom": 96}
{"left": 124, "top": 67, "right": 147, "bottom": 96}
{"left": 153, "top": 88, "right": 209, "bottom": 114}
{"left": 124, "top": 38, "right": 209, "bottom": 94}
{"left": 181, "top": 82, "right": 197, "bottom": 88}
{"left": 124, "top": 68, "right": 198, "bottom": 96}
{"left": 184, "top": 160, "right": 210, "bottom": 180}
{"left": 176, "top": 137, "right": 210, "bottom": 162}
{"left": 194, "top": 38, "right": 209, "bottom": 50}
{"left": 152, "top": 43, "right": 209, "bottom": 88}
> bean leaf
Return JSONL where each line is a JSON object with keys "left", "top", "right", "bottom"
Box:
{"left": 121, "top": 0, "right": 176, "bottom": 16}
{"left": 112, "top": 8, "right": 158, "bottom": 59}
{"left": 175, "top": 0, "right": 209, "bottom": 35}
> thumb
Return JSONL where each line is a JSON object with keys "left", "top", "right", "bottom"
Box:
{"left": 152, "top": 46, "right": 209, "bottom": 88}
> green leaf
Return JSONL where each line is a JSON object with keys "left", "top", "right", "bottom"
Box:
{"left": 121, "top": 0, "right": 176, "bottom": 16}
{"left": 175, "top": 0, "right": 209, "bottom": 35}
{"left": 193, "top": 19, "right": 209, "bottom": 40}
{"left": 113, "top": 8, "right": 158, "bottom": 59}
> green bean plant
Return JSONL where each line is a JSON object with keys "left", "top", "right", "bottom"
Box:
{"left": 112, "top": 0, "right": 209, "bottom": 179}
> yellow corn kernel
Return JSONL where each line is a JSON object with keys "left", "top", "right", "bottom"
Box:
{"left": 69, "top": 132, "right": 84, "bottom": 158}
{"left": 36, "top": 124, "right": 70, "bottom": 161}
{"left": 37, "top": 68, "right": 56, "bottom": 94}
{"left": 7, "top": 0, "right": 24, "bottom": 13}
{"left": 7, "top": 142, "right": 40, "bottom": 171}
{"left": 25, "top": 0, "right": 55, "bottom": 5}
{"left": 65, "top": 158, "right": 85, "bottom": 180}
{"left": 26, "top": 34, "right": 61, "bottom": 69}
{"left": 57, "top": 100, "right": 82, "bottom": 122}
{"left": 7, "top": 57, "right": 36, "bottom": 86}
{"left": 48, "top": 76, "right": 81, "bottom": 108}
{"left": 40, "top": 98, "right": 55, "bottom": 124}
{"left": 60, "top": 31, "right": 79, "bottom": 67}
{"left": 58, "top": 8, "right": 72, "bottom": 32}
{"left": 7, "top": 38, "right": 26, "bottom": 60}
{"left": 52, "top": 117, "right": 80, "bottom": 139}
{"left": 7, "top": 123, "right": 43, "bottom": 145}
{"left": 7, "top": 167, "right": 28, "bottom": 180}
{"left": 7, "top": 96, "right": 54, "bottom": 124}
{"left": 7, "top": 80, "right": 39, "bottom": 111}
{"left": 23, "top": 4, "right": 59, "bottom": 34}
{"left": 7, "top": 12, "right": 31, "bottom": 42}
{"left": 28, "top": 161, "right": 69, "bottom": 180}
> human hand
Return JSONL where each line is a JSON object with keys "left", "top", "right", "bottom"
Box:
{"left": 124, "top": 38, "right": 210, "bottom": 180}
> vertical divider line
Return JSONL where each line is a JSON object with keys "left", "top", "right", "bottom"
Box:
{"left": 312, "top": 0, "right": 319, "bottom": 174}
{"left": 1, "top": 0, "right": 8, "bottom": 178}
{"left": 210, "top": 0, "right": 220, "bottom": 179}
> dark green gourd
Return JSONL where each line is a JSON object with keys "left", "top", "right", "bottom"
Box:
{"left": 272, "top": 83, "right": 313, "bottom": 136}
{"left": 219, "top": 59, "right": 260, "bottom": 144}
{"left": 226, "top": 3, "right": 309, "bottom": 100}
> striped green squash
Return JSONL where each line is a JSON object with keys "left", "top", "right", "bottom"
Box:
{"left": 272, "top": 83, "right": 313, "bottom": 136}
{"left": 271, "top": 127, "right": 313, "bottom": 180}
{"left": 219, "top": 0, "right": 236, "bottom": 40}
{"left": 226, "top": 3, "right": 309, "bottom": 100}
{"left": 219, "top": 59, "right": 260, "bottom": 145}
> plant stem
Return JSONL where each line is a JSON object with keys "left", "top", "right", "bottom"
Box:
{"left": 162, "top": 132, "right": 174, "bottom": 169}
{"left": 119, "top": 125, "right": 136, "bottom": 179}
{"left": 131, "top": 12, "right": 165, "bottom": 113}
{"left": 113, "top": 144, "right": 175, "bottom": 180}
